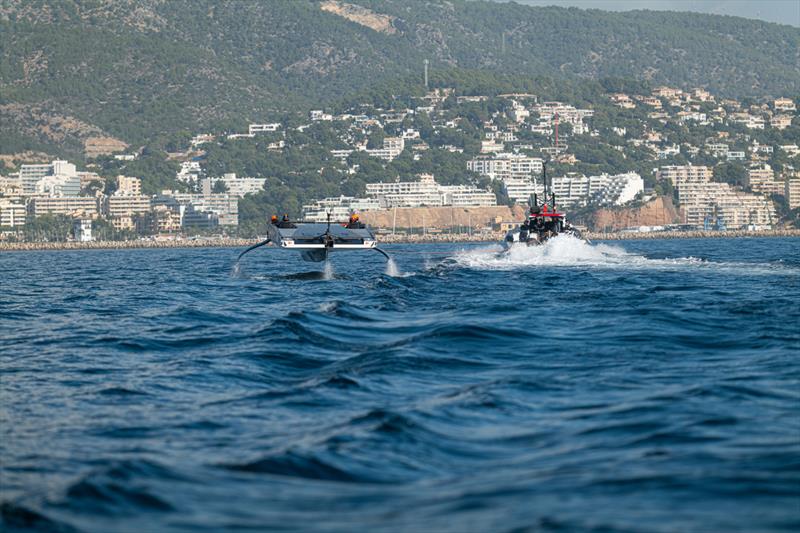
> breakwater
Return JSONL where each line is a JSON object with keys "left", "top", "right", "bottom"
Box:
{"left": 585, "top": 228, "right": 800, "bottom": 240}
{"left": 1, "top": 229, "right": 798, "bottom": 251}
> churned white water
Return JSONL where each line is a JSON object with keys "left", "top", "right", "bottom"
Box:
{"left": 450, "top": 234, "right": 794, "bottom": 275}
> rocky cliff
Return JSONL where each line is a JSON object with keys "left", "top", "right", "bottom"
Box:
{"left": 590, "top": 196, "right": 684, "bottom": 231}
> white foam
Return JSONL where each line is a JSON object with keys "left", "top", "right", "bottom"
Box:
{"left": 448, "top": 234, "right": 791, "bottom": 274}
{"left": 385, "top": 257, "right": 401, "bottom": 277}
{"left": 323, "top": 260, "right": 335, "bottom": 280}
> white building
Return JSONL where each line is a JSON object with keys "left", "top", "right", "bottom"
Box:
{"left": 549, "top": 172, "right": 643, "bottom": 208}
{"left": 302, "top": 196, "right": 381, "bottom": 222}
{"left": 366, "top": 137, "right": 405, "bottom": 161}
{"left": 774, "top": 98, "right": 797, "bottom": 112}
{"left": 366, "top": 174, "right": 496, "bottom": 208}
{"left": 155, "top": 191, "right": 239, "bottom": 226}
{"left": 309, "top": 110, "right": 333, "bottom": 121}
{"left": 28, "top": 196, "right": 99, "bottom": 217}
{"left": 35, "top": 173, "right": 81, "bottom": 197}
{"left": 177, "top": 161, "right": 203, "bottom": 184}
{"left": 468, "top": 153, "right": 543, "bottom": 203}
{"left": 0, "top": 199, "right": 26, "bottom": 227}
{"left": 249, "top": 123, "right": 281, "bottom": 134}
{"left": 18, "top": 160, "right": 77, "bottom": 194}
{"left": 678, "top": 182, "right": 775, "bottom": 228}
{"left": 200, "top": 173, "right": 266, "bottom": 197}
{"left": 657, "top": 165, "right": 713, "bottom": 187}
{"left": 73, "top": 219, "right": 93, "bottom": 242}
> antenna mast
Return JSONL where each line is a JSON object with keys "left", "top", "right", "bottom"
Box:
{"left": 424, "top": 59, "right": 429, "bottom": 89}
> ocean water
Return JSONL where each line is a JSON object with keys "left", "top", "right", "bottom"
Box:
{"left": 1, "top": 236, "right": 799, "bottom": 532}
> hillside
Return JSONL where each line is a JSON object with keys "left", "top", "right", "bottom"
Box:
{"left": 1, "top": 0, "right": 798, "bottom": 157}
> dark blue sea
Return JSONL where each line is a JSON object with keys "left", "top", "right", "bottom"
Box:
{"left": 2, "top": 236, "right": 799, "bottom": 533}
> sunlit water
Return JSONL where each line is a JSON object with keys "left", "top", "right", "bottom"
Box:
{"left": 1, "top": 237, "right": 799, "bottom": 532}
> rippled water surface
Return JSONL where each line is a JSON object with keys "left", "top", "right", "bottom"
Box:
{"left": 2, "top": 237, "right": 799, "bottom": 532}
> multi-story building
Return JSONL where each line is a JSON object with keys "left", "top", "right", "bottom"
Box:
{"left": 136, "top": 205, "right": 182, "bottom": 234}
{"left": 72, "top": 218, "right": 93, "bottom": 242}
{"left": 468, "top": 153, "right": 545, "bottom": 203}
{"left": 746, "top": 164, "right": 784, "bottom": 195}
{"left": 366, "top": 137, "right": 405, "bottom": 161}
{"left": 18, "top": 160, "right": 78, "bottom": 194}
{"left": 35, "top": 174, "right": 81, "bottom": 197}
{"left": 0, "top": 199, "right": 26, "bottom": 227}
{"left": 365, "top": 174, "right": 496, "bottom": 208}
{"left": 200, "top": 174, "right": 267, "bottom": 197}
{"left": 302, "top": 196, "right": 381, "bottom": 222}
{"left": 786, "top": 176, "right": 800, "bottom": 209}
{"left": 468, "top": 153, "right": 543, "bottom": 181}
{"left": 678, "top": 182, "right": 775, "bottom": 228}
{"left": 366, "top": 174, "right": 445, "bottom": 208}
{"left": 550, "top": 172, "right": 643, "bottom": 208}
{"left": 0, "top": 177, "right": 23, "bottom": 198}
{"left": 105, "top": 195, "right": 152, "bottom": 230}
{"left": 176, "top": 161, "right": 202, "bottom": 183}
{"left": 657, "top": 165, "right": 713, "bottom": 187}
{"left": 28, "top": 196, "right": 99, "bottom": 217}
{"left": 116, "top": 175, "right": 142, "bottom": 196}
{"left": 439, "top": 186, "right": 497, "bottom": 207}
{"left": 155, "top": 191, "right": 238, "bottom": 226}
{"left": 774, "top": 98, "right": 797, "bottom": 112}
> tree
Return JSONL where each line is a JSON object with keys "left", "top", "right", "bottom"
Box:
{"left": 713, "top": 162, "right": 747, "bottom": 187}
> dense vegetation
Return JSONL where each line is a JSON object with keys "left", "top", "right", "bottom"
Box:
{"left": 1, "top": 0, "right": 798, "bottom": 155}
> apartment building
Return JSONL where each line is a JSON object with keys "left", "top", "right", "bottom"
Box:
{"left": 366, "top": 137, "right": 405, "bottom": 161}
{"left": 19, "top": 160, "right": 78, "bottom": 194}
{"left": 786, "top": 177, "right": 800, "bottom": 209}
{"left": 200, "top": 173, "right": 267, "bottom": 197}
{"left": 550, "top": 172, "right": 643, "bottom": 208}
{"left": 657, "top": 165, "right": 713, "bottom": 187}
{"left": 155, "top": 192, "right": 239, "bottom": 226}
{"left": 365, "top": 174, "right": 496, "bottom": 208}
{"left": 468, "top": 153, "right": 544, "bottom": 203}
{"left": 746, "top": 164, "right": 784, "bottom": 195}
{"left": 116, "top": 176, "right": 142, "bottom": 196}
{"left": 678, "top": 182, "right": 776, "bottom": 228}
{"left": 0, "top": 199, "right": 26, "bottom": 227}
{"left": 302, "top": 196, "right": 381, "bottom": 222}
{"left": 28, "top": 196, "right": 99, "bottom": 217}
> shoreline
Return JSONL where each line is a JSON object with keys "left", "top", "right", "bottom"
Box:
{"left": 1, "top": 229, "right": 799, "bottom": 251}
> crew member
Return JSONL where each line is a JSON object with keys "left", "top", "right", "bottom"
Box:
{"left": 277, "top": 214, "right": 294, "bottom": 228}
{"left": 270, "top": 215, "right": 279, "bottom": 225}
{"left": 346, "top": 213, "right": 364, "bottom": 229}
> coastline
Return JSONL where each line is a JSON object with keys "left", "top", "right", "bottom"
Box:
{"left": 1, "top": 229, "right": 799, "bottom": 251}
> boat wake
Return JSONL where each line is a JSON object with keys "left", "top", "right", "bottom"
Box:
{"left": 452, "top": 234, "right": 643, "bottom": 269}
{"left": 450, "top": 234, "right": 796, "bottom": 275}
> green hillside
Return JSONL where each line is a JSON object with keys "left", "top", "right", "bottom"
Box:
{"left": 1, "top": 0, "right": 798, "bottom": 156}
